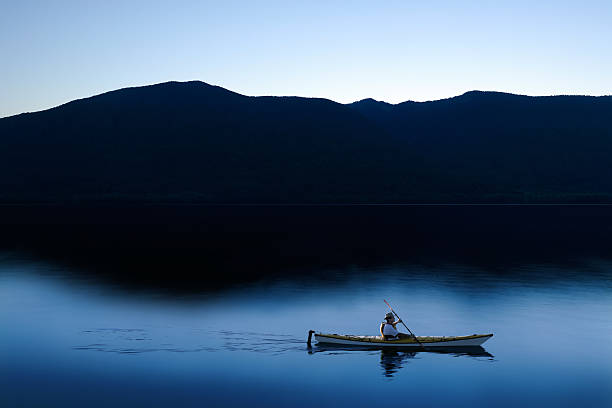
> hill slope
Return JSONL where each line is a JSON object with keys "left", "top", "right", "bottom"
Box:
{"left": 351, "top": 91, "right": 612, "bottom": 200}
{"left": 1, "top": 82, "right": 611, "bottom": 203}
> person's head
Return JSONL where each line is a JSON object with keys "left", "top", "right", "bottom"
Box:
{"left": 385, "top": 312, "right": 394, "bottom": 322}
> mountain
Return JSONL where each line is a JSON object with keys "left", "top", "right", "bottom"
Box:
{"left": 351, "top": 91, "right": 612, "bottom": 200}
{"left": 1, "top": 81, "right": 611, "bottom": 203}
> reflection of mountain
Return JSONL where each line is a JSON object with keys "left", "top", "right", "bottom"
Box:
{"left": 3, "top": 205, "right": 612, "bottom": 290}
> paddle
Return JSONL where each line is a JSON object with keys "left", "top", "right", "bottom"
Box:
{"left": 384, "top": 299, "right": 426, "bottom": 350}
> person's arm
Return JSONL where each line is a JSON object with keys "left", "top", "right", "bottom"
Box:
{"left": 389, "top": 320, "right": 403, "bottom": 335}
{"left": 380, "top": 323, "right": 385, "bottom": 337}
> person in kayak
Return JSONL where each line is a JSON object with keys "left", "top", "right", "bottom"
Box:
{"left": 380, "top": 312, "right": 411, "bottom": 340}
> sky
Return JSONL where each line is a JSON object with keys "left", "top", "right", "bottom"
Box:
{"left": 1, "top": 0, "right": 611, "bottom": 118}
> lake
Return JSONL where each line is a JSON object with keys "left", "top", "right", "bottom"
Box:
{"left": 1, "top": 206, "right": 611, "bottom": 407}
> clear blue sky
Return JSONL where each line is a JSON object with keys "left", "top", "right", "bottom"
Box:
{"left": 2, "top": 0, "right": 611, "bottom": 117}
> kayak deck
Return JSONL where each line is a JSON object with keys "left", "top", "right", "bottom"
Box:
{"left": 314, "top": 333, "right": 493, "bottom": 347}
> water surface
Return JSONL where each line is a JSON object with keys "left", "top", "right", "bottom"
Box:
{"left": 1, "top": 206, "right": 612, "bottom": 407}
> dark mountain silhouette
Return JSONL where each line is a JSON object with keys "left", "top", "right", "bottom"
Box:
{"left": 351, "top": 91, "right": 612, "bottom": 201}
{"left": 1, "top": 81, "right": 611, "bottom": 203}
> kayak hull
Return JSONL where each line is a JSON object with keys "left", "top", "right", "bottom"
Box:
{"left": 314, "top": 333, "right": 493, "bottom": 347}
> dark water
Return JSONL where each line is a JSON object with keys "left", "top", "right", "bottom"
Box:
{"left": 1, "top": 206, "right": 612, "bottom": 407}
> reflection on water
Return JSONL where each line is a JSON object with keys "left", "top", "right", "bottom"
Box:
{"left": 3, "top": 205, "right": 612, "bottom": 292}
{"left": 380, "top": 349, "right": 418, "bottom": 378}
{"left": 2, "top": 206, "right": 612, "bottom": 407}
{"left": 2, "top": 256, "right": 612, "bottom": 407}
{"left": 310, "top": 345, "right": 494, "bottom": 378}
{"left": 378, "top": 347, "right": 496, "bottom": 378}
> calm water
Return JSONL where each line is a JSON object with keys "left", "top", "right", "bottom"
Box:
{"left": 1, "top": 206, "right": 612, "bottom": 407}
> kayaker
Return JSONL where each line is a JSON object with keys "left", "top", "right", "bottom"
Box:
{"left": 380, "top": 312, "right": 411, "bottom": 340}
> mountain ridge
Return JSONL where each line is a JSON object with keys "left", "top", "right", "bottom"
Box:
{"left": 1, "top": 81, "right": 611, "bottom": 203}
{"left": 5, "top": 81, "right": 610, "bottom": 120}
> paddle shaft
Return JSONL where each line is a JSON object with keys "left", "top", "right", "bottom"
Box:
{"left": 384, "top": 299, "right": 426, "bottom": 349}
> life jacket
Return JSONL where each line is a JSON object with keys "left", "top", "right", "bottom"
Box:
{"left": 381, "top": 322, "right": 398, "bottom": 340}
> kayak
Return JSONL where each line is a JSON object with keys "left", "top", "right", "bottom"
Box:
{"left": 313, "top": 332, "right": 493, "bottom": 347}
